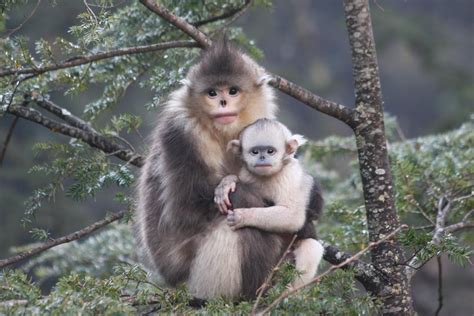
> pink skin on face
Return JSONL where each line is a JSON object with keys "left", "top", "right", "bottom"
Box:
{"left": 213, "top": 113, "right": 238, "bottom": 124}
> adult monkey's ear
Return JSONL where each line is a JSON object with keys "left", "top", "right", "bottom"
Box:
{"left": 285, "top": 134, "right": 307, "bottom": 156}
{"left": 256, "top": 74, "right": 271, "bottom": 87}
{"left": 227, "top": 139, "right": 241, "bottom": 155}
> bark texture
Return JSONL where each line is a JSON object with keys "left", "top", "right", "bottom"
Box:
{"left": 343, "top": 0, "right": 413, "bottom": 314}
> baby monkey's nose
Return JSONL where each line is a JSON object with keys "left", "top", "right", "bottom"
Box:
{"left": 220, "top": 99, "right": 227, "bottom": 107}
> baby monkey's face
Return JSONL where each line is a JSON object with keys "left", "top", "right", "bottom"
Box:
{"left": 240, "top": 128, "right": 287, "bottom": 177}
{"left": 228, "top": 119, "right": 304, "bottom": 177}
{"left": 242, "top": 142, "right": 285, "bottom": 176}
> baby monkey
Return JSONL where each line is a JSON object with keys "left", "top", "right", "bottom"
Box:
{"left": 214, "top": 118, "right": 324, "bottom": 287}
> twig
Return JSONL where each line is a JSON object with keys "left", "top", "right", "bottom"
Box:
{"left": 217, "top": 0, "right": 253, "bottom": 30}
{"left": 452, "top": 193, "right": 474, "bottom": 203}
{"left": 6, "top": 104, "right": 144, "bottom": 167}
{"left": 192, "top": 0, "right": 252, "bottom": 27}
{"left": 0, "top": 40, "right": 198, "bottom": 78}
{"left": 251, "top": 235, "right": 297, "bottom": 314}
{"left": 112, "top": 134, "right": 136, "bottom": 152}
{"left": 372, "top": 0, "right": 385, "bottom": 12}
{"left": 0, "top": 117, "right": 19, "bottom": 166}
{"left": 257, "top": 225, "right": 407, "bottom": 315}
{"left": 83, "top": 0, "right": 98, "bottom": 25}
{"left": 406, "top": 200, "right": 474, "bottom": 279}
{"left": 444, "top": 220, "right": 474, "bottom": 234}
{"left": 2, "top": 0, "right": 41, "bottom": 38}
{"left": 139, "top": 0, "right": 212, "bottom": 48}
{"left": 0, "top": 210, "right": 127, "bottom": 268}
{"left": 434, "top": 256, "right": 443, "bottom": 316}
{"left": 0, "top": 80, "right": 23, "bottom": 167}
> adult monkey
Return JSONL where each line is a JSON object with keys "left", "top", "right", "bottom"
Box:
{"left": 136, "top": 38, "right": 321, "bottom": 299}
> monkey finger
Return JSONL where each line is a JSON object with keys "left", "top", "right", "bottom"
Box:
{"left": 224, "top": 196, "right": 232, "bottom": 207}
{"left": 219, "top": 203, "right": 228, "bottom": 214}
{"left": 230, "top": 182, "right": 236, "bottom": 192}
{"left": 220, "top": 203, "right": 229, "bottom": 214}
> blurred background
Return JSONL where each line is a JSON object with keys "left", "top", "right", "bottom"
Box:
{"left": 1, "top": 0, "right": 473, "bottom": 314}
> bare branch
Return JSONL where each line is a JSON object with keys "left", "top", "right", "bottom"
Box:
{"left": 0, "top": 210, "right": 127, "bottom": 268}
{"left": 0, "top": 40, "right": 198, "bottom": 78}
{"left": 433, "top": 197, "right": 451, "bottom": 245}
{"left": 268, "top": 75, "right": 355, "bottom": 126}
{"left": 2, "top": 0, "right": 41, "bottom": 38}
{"left": 1, "top": 81, "right": 24, "bottom": 166}
{"left": 0, "top": 116, "right": 20, "bottom": 166}
{"left": 252, "top": 235, "right": 297, "bottom": 314}
{"left": 407, "top": 200, "right": 473, "bottom": 279}
{"left": 6, "top": 104, "right": 144, "bottom": 167}
{"left": 444, "top": 221, "right": 474, "bottom": 234}
{"left": 258, "top": 225, "right": 407, "bottom": 315}
{"left": 139, "top": 0, "right": 212, "bottom": 48}
{"left": 192, "top": 0, "right": 252, "bottom": 27}
{"left": 33, "top": 96, "right": 97, "bottom": 133}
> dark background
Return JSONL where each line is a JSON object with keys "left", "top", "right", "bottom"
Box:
{"left": 1, "top": 1, "right": 473, "bottom": 314}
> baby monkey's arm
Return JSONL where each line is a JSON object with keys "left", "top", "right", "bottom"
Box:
{"left": 214, "top": 174, "right": 238, "bottom": 214}
{"left": 227, "top": 205, "right": 306, "bottom": 233}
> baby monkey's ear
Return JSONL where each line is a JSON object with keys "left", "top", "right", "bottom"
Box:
{"left": 286, "top": 134, "right": 307, "bottom": 155}
{"left": 227, "top": 139, "right": 241, "bottom": 155}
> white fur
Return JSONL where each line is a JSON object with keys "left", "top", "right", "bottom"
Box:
{"left": 237, "top": 160, "right": 313, "bottom": 233}
{"left": 290, "top": 134, "right": 307, "bottom": 146}
{"left": 187, "top": 221, "right": 242, "bottom": 299}
{"left": 292, "top": 239, "right": 324, "bottom": 287}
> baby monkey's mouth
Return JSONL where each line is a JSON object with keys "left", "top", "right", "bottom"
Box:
{"left": 254, "top": 163, "right": 272, "bottom": 168}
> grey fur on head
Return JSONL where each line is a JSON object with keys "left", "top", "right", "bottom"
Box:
{"left": 187, "top": 36, "right": 259, "bottom": 92}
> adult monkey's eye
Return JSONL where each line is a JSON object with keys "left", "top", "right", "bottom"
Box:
{"left": 229, "top": 87, "right": 239, "bottom": 96}
{"left": 267, "top": 148, "right": 275, "bottom": 155}
{"left": 250, "top": 149, "right": 259, "bottom": 155}
{"left": 208, "top": 89, "right": 217, "bottom": 97}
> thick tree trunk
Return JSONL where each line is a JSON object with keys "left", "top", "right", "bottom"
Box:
{"left": 343, "top": 0, "right": 413, "bottom": 314}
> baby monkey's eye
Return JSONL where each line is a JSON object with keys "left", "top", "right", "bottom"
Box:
{"left": 208, "top": 89, "right": 217, "bottom": 97}
{"left": 267, "top": 148, "right": 275, "bottom": 155}
{"left": 250, "top": 149, "right": 259, "bottom": 155}
{"left": 229, "top": 87, "right": 239, "bottom": 96}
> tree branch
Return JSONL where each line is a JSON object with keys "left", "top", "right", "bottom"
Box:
{"left": 192, "top": 0, "right": 252, "bottom": 27}
{"left": 33, "top": 96, "right": 97, "bottom": 133}
{"left": 6, "top": 103, "right": 144, "bottom": 167}
{"left": 2, "top": 0, "right": 41, "bottom": 38}
{"left": 406, "top": 198, "right": 473, "bottom": 279}
{"left": 268, "top": 75, "right": 355, "bottom": 126}
{"left": 0, "top": 210, "right": 127, "bottom": 268}
{"left": 0, "top": 40, "right": 198, "bottom": 78}
{"left": 257, "top": 225, "right": 407, "bottom": 315}
{"left": 0, "top": 116, "right": 20, "bottom": 166}
{"left": 322, "top": 241, "right": 386, "bottom": 294}
{"left": 139, "top": 0, "right": 212, "bottom": 48}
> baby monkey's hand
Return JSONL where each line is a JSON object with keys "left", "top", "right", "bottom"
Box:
{"left": 214, "top": 174, "right": 238, "bottom": 214}
{"left": 227, "top": 209, "right": 245, "bottom": 230}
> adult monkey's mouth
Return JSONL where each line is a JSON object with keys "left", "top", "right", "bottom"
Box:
{"left": 213, "top": 112, "right": 238, "bottom": 124}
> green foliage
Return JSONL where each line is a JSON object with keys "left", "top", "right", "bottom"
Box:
{"left": 1, "top": 0, "right": 473, "bottom": 314}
